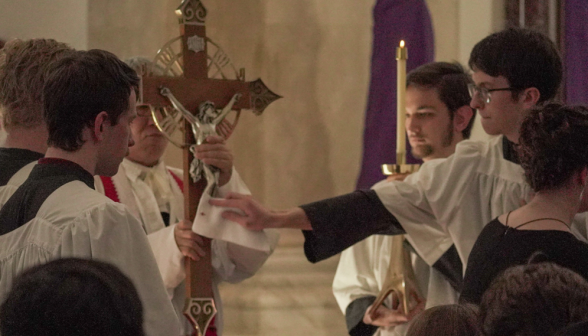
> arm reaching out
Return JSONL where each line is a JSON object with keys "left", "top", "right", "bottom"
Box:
{"left": 209, "top": 192, "right": 312, "bottom": 230}
{"left": 213, "top": 93, "right": 241, "bottom": 124}
{"left": 160, "top": 87, "right": 200, "bottom": 127}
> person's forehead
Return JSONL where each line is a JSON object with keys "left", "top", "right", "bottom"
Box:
{"left": 406, "top": 86, "right": 445, "bottom": 109}
{"left": 472, "top": 70, "right": 509, "bottom": 86}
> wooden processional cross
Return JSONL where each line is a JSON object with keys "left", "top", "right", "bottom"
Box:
{"left": 140, "top": 1, "right": 280, "bottom": 335}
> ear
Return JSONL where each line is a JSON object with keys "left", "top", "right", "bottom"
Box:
{"left": 92, "top": 111, "right": 110, "bottom": 142}
{"left": 520, "top": 87, "right": 541, "bottom": 109}
{"left": 453, "top": 105, "right": 474, "bottom": 134}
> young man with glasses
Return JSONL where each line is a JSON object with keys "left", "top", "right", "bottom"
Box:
{"left": 209, "top": 28, "right": 571, "bottom": 313}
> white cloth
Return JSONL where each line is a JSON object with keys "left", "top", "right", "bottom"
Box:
{"left": 94, "top": 158, "right": 279, "bottom": 335}
{"left": 373, "top": 136, "right": 588, "bottom": 269}
{"left": 333, "top": 235, "right": 458, "bottom": 336}
{"left": 0, "top": 161, "right": 36, "bottom": 209}
{"left": 194, "top": 171, "right": 276, "bottom": 253}
{"left": 0, "top": 181, "right": 181, "bottom": 336}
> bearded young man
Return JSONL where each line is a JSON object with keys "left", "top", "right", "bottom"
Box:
{"left": 0, "top": 50, "right": 181, "bottom": 336}
{"left": 94, "top": 57, "right": 279, "bottom": 336}
{"left": 333, "top": 62, "right": 475, "bottom": 336}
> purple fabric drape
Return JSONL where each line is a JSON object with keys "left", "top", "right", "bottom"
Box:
{"left": 356, "top": 0, "right": 434, "bottom": 190}
{"left": 565, "top": 0, "right": 588, "bottom": 104}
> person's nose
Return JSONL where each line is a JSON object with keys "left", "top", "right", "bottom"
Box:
{"left": 128, "top": 134, "right": 135, "bottom": 147}
{"left": 405, "top": 116, "right": 419, "bottom": 134}
{"left": 470, "top": 94, "right": 483, "bottom": 110}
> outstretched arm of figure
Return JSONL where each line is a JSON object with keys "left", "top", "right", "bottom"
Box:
{"left": 210, "top": 190, "right": 405, "bottom": 263}
{"left": 212, "top": 93, "right": 241, "bottom": 125}
{"left": 209, "top": 192, "right": 312, "bottom": 230}
{"left": 159, "top": 86, "right": 201, "bottom": 128}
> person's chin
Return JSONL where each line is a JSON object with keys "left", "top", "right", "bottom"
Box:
{"left": 480, "top": 120, "right": 499, "bottom": 135}
{"left": 411, "top": 145, "right": 433, "bottom": 159}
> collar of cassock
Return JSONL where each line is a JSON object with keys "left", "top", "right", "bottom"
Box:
{"left": 502, "top": 136, "right": 520, "bottom": 164}
{"left": 122, "top": 158, "right": 173, "bottom": 207}
{"left": 37, "top": 158, "right": 95, "bottom": 189}
{"left": 0, "top": 147, "right": 44, "bottom": 162}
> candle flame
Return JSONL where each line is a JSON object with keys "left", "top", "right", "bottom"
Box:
{"left": 400, "top": 40, "right": 405, "bottom": 48}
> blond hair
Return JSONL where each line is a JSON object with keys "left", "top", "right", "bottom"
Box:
{"left": 124, "top": 56, "right": 165, "bottom": 77}
{"left": 0, "top": 39, "right": 73, "bottom": 131}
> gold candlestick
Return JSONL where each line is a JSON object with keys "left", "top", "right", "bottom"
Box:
{"left": 381, "top": 41, "right": 418, "bottom": 176}
{"left": 372, "top": 40, "right": 423, "bottom": 320}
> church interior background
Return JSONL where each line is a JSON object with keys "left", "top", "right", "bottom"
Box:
{"left": 0, "top": 0, "right": 563, "bottom": 334}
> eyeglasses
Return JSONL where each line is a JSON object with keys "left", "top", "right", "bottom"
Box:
{"left": 467, "top": 84, "right": 520, "bottom": 104}
{"left": 136, "top": 104, "right": 152, "bottom": 117}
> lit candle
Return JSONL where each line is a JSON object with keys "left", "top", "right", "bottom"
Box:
{"left": 396, "top": 40, "right": 408, "bottom": 165}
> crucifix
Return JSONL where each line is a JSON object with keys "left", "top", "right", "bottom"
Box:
{"left": 139, "top": 1, "right": 280, "bottom": 335}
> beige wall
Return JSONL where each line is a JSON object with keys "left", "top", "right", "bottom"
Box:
{"left": 0, "top": 0, "right": 89, "bottom": 49}
{"left": 201, "top": 1, "right": 374, "bottom": 207}
{"left": 87, "top": 0, "right": 180, "bottom": 61}
{"left": 427, "top": 0, "right": 505, "bottom": 142}
{"left": 1, "top": 0, "right": 506, "bottom": 207}
{"left": 88, "top": 0, "right": 373, "bottom": 208}
{"left": 186, "top": 0, "right": 506, "bottom": 206}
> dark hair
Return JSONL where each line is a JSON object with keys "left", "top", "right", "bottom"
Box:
{"left": 469, "top": 28, "right": 562, "bottom": 103}
{"left": 43, "top": 49, "right": 139, "bottom": 151}
{"left": 480, "top": 263, "right": 588, "bottom": 336}
{"left": 0, "top": 39, "right": 73, "bottom": 130}
{"left": 406, "top": 304, "right": 481, "bottom": 336}
{"left": 407, "top": 62, "right": 476, "bottom": 139}
{"left": 518, "top": 103, "right": 588, "bottom": 192}
{"left": 555, "top": 321, "right": 588, "bottom": 336}
{"left": 0, "top": 258, "right": 144, "bottom": 336}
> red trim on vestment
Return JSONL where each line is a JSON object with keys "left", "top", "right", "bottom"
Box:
{"left": 99, "top": 176, "right": 120, "bottom": 203}
{"left": 168, "top": 169, "right": 184, "bottom": 192}
{"left": 205, "top": 316, "right": 217, "bottom": 336}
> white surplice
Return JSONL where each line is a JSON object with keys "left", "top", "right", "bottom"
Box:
{"left": 332, "top": 136, "right": 588, "bottom": 336}
{"left": 0, "top": 181, "right": 181, "bottom": 336}
{"left": 333, "top": 235, "right": 458, "bottom": 336}
{"left": 94, "top": 158, "right": 279, "bottom": 335}
{"left": 373, "top": 136, "right": 588, "bottom": 269}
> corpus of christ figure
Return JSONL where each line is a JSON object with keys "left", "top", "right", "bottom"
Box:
{"left": 140, "top": 1, "right": 281, "bottom": 334}
{"left": 161, "top": 86, "right": 241, "bottom": 195}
